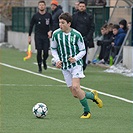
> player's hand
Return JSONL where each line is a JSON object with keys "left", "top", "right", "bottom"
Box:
{"left": 48, "top": 31, "right": 52, "bottom": 38}
{"left": 56, "top": 61, "right": 62, "bottom": 69}
{"left": 111, "top": 42, "right": 114, "bottom": 46}
{"left": 68, "top": 56, "right": 76, "bottom": 63}
{"left": 28, "top": 36, "right": 31, "bottom": 44}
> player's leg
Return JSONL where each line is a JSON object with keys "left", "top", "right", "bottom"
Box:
{"left": 35, "top": 36, "right": 43, "bottom": 73}
{"left": 42, "top": 48, "right": 48, "bottom": 70}
{"left": 42, "top": 38, "right": 50, "bottom": 70}
{"left": 72, "top": 65, "right": 91, "bottom": 118}
{"left": 72, "top": 78, "right": 91, "bottom": 118}
{"left": 62, "top": 69, "right": 90, "bottom": 118}
{"left": 37, "top": 49, "right": 42, "bottom": 73}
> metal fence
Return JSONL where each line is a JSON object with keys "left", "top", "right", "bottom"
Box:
{"left": 12, "top": 7, "right": 51, "bottom": 33}
{"left": 12, "top": 6, "right": 109, "bottom": 36}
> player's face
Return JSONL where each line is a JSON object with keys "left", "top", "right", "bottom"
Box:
{"left": 78, "top": 3, "right": 86, "bottom": 12}
{"left": 38, "top": 2, "right": 46, "bottom": 11}
{"left": 59, "top": 19, "right": 71, "bottom": 33}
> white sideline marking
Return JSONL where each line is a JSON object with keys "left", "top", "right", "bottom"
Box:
{"left": 0, "top": 84, "right": 66, "bottom": 87}
{"left": 0, "top": 62, "right": 133, "bottom": 104}
{"left": 33, "top": 62, "right": 61, "bottom": 71}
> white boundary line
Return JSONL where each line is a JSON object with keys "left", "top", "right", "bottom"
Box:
{"left": 0, "top": 84, "right": 66, "bottom": 87}
{"left": 0, "top": 62, "right": 133, "bottom": 104}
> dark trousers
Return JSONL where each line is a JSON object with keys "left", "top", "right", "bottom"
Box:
{"left": 35, "top": 35, "right": 50, "bottom": 67}
{"left": 82, "top": 40, "right": 88, "bottom": 71}
{"left": 99, "top": 44, "right": 107, "bottom": 60}
{"left": 37, "top": 49, "right": 48, "bottom": 66}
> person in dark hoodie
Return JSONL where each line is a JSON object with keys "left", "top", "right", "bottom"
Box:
{"left": 111, "top": 24, "right": 126, "bottom": 59}
{"left": 119, "top": 19, "right": 128, "bottom": 33}
{"left": 50, "top": 0, "right": 63, "bottom": 31}
{"left": 71, "top": 1, "right": 95, "bottom": 71}
{"left": 96, "top": 23, "right": 114, "bottom": 64}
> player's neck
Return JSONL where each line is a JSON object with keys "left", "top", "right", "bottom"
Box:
{"left": 64, "top": 27, "right": 71, "bottom": 33}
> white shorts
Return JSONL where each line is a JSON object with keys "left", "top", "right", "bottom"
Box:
{"left": 62, "top": 65, "right": 85, "bottom": 87}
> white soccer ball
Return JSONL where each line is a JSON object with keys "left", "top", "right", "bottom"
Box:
{"left": 32, "top": 103, "right": 48, "bottom": 118}
{"left": 51, "top": 58, "right": 56, "bottom": 66}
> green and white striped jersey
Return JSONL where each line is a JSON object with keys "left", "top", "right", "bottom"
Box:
{"left": 51, "top": 28, "right": 86, "bottom": 70}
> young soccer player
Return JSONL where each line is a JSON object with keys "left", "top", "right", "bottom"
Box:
{"left": 51, "top": 12, "right": 103, "bottom": 118}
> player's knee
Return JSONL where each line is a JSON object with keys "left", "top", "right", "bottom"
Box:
{"left": 72, "top": 95, "right": 78, "bottom": 98}
{"left": 72, "top": 85, "right": 78, "bottom": 92}
{"left": 72, "top": 85, "right": 80, "bottom": 96}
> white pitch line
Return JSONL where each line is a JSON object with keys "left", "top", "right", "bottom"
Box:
{"left": 0, "top": 84, "right": 66, "bottom": 87}
{"left": 33, "top": 62, "right": 61, "bottom": 71}
{"left": 0, "top": 62, "right": 133, "bottom": 104}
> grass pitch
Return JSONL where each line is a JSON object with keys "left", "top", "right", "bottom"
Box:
{"left": 0, "top": 47, "right": 133, "bottom": 133}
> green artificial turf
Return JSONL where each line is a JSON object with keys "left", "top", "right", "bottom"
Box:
{"left": 0, "top": 47, "right": 132, "bottom": 133}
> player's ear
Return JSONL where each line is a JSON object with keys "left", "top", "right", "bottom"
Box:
{"left": 69, "top": 22, "right": 71, "bottom": 26}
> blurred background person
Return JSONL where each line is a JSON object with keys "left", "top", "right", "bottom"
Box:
{"left": 111, "top": 24, "right": 126, "bottom": 60}
{"left": 71, "top": 1, "right": 95, "bottom": 71}
{"left": 119, "top": 19, "right": 128, "bottom": 33}
{"left": 28, "top": 0, "right": 53, "bottom": 73}
{"left": 50, "top": 0, "right": 63, "bottom": 31}
{"left": 95, "top": 0, "right": 106, "bottom": 6}
{"left": 73, "top": 1, "right": 79, "bottom": 14}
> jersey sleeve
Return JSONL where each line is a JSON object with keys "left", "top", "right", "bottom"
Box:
{"left": 51, "top": 33, "right": 60, "bottom": 62}
{"left": 74, "top": 36, "right": 86, "bottom": 61}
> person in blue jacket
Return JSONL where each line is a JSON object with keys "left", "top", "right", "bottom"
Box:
{"left": 111, "top": 24, "right": 126, "bottom": 58}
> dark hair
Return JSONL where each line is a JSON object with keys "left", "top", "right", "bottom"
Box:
{"left": 38, "top": 0, "right": 46, "bottom": 5}
{"left": 113, "top": 24, "right": 120, "bottom": 30}
{"left": 119, "top": 19, "right": 128, "bottom": 31}
{"left": 59, "top": 13, "right": 72, "bottom": 23}
{"left": 78, "top": 1, "right": 87, "bottom": 6}
{"left": 102, "top": 23, "right": 108, "bottom": 29}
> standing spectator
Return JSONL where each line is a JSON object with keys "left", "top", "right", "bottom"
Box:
{"left": 73, "top": 1, "right": 79, "bottom": 14}
{"left": 72, "top": 1, "right": 95, "bottom": 70}
{"left": 28, "top": 0, "right": 53, "bottom": 73}
{"left": 51, "top": 12, "right": 103, "bottom": 118}
{"left": 50, "top": 0, "right": 63, "bottom": 31}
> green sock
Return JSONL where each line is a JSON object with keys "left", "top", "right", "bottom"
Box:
{"left": 80, "top": 97, "right": 90, "bottom": 113}
{"left": 85, "top": 91, "right": 94, "bottom": 100}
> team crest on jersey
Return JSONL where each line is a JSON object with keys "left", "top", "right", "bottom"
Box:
{"left": 70, "top": 37, "right": 74, "bottom": 44}
{"left": 45, "top": 18, "right": 50, "bottom": 25}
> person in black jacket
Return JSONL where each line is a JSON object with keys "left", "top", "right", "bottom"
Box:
{"left": 28, "top": 0, "right": 53, "bottom": 73}
{"left": 71, "top": 1, "right": 95, "bottom": 71}
{"left": 73, "top": 1, "right": 79, "bottom": 14}
{"left": 97, "top": 23, "right": 114, "bottom": 64}
{"left": 50, "top": 0, "right": 63, "bottom": 31}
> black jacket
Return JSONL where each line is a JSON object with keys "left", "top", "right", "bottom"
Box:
{"left": 29, "top": 12, "right": 53, "bottom": 37}
{"left": 52, "top": 6, "right": 63, "bottom": 31}
{"left": 72, "top": 11, "right": 95, "bottom": 48}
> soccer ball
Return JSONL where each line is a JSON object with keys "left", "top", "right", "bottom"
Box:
{"left": 51, "top": 57, "right": 56, "bottom": 66}
{"left": 32, "top": 103, "right": 48, "bottom": 118}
